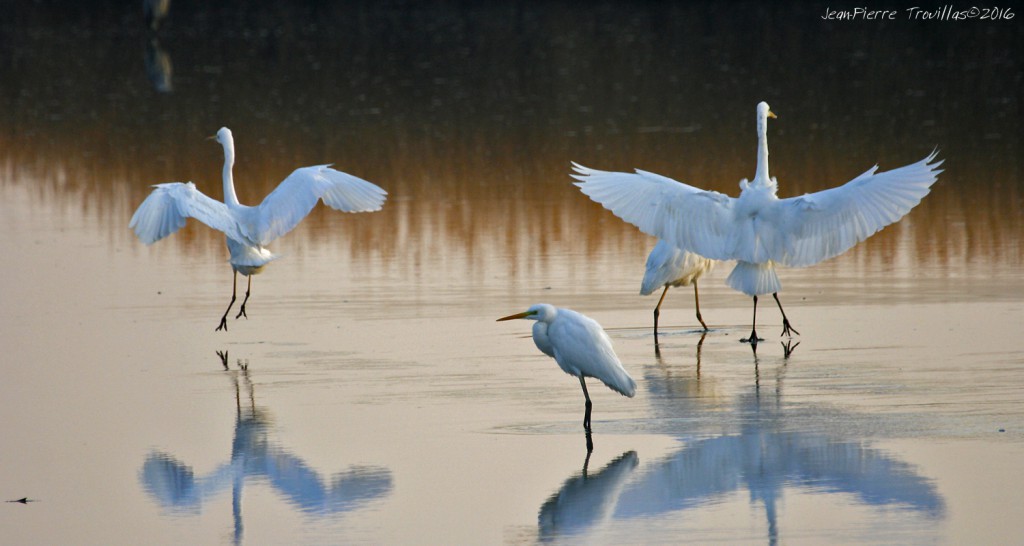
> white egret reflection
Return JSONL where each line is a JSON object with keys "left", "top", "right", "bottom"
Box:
{"left": 538, "top": 451, "right": 638, "bottom": 542}
{"left": 139, "top": 356, "right": 393, "bottom": 544}
{"left": 536, "top": 345, "right": 944, "bottom": 543}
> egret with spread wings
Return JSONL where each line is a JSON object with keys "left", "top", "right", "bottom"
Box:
{"left": 130, "top": 127, "right": 388, "bottom": 330}
{"left": 574, "top": 102, "right": 942, "bottom": 344}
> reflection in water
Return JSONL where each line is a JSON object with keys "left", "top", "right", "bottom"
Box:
{"left": 139, "top": 355, "right": 392, "bottom": 544}
{"left": 539, "top": 346, "right": 945, "bottom": 543}
{"left": 0, "top": 2, "right": 1019, "bottom": 303}
{"left": 143, "top": 0, "right": 171, "bottom": 31}
{"left": 538, "top": 451, "right": 638, "bottom": 542}
{"left": 144, "top": 38, "right": 173, "bottom": 93}
{"left": 635, "top": 354, "right": 944, "bottom": 541}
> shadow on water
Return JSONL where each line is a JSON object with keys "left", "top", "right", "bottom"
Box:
{"left": 139, "top": 352, "right": 393, "bottom": 545}
{"left": 536, "top": 340, "right": 945, "bottom": 543}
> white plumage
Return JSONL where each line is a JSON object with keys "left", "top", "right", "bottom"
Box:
{"left": 498, "top": 304, "right": 636, "bottom": 431}
{"left": 574, "top": 102, "right": 942, "bottom": 344}
{"left": 130, "top": 127, "right": 388, "bottom": 330}
{"left": 640, "top": 239, "right": 715, "bottom": 335}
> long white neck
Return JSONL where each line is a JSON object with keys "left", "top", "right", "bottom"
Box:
{"left": 221, "top": 138, "right": 240, "bottom": 207}
{"left": 753, "top": 114, "right": 771, "bottom": 185}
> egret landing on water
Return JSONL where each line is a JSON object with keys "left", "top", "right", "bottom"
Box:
{"left": 498, "top": 304, "right": 636, "bottom": 437}
{"left": 574, "top": 101, "right": 943, "bottom": 346}
{"left": 130, "top": 127, "right": 388, "bottom": 331}
{"left": 640, "top": 239, "right": 715, "bottom": 339}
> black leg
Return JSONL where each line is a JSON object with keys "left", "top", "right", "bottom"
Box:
{"left": 216, "top": 272, "right": 238, "bottom": 331}
{"left": 653, "top": 285, "right": 669, "bottom": 340}
{"left": 580, "top": 376, "right": 592, "bottom": 432}
{"left": 740, "top": 295, "right": 764, "bottom": 344}
{"left": 235, "top": 275, "right": 252, "bottom": 320}
{"left": 693, "top": 281, "right": 708, "bottom": 331}
{"left": 773, "top": 293, "right": 799, "bottom": 337}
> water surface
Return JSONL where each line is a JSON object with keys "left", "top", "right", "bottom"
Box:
{"left": 1, "top": 2, "right": 1022, "bottom": 544}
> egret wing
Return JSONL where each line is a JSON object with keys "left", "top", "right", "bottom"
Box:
{"left": 641, "top": 239, "right": 712, "bottom": 294}
{"left": 572, "top": 163, "right": 738, "bottom": 262}
{"left": 129, "top": 182, "right": 248, "bottom": 244}
{"left": 549, "top": 311, "right": 636, "bottom": 397}
{"left": 769, "top": 151, "right": 942, "bottom": 267}
{"left": 641, "top": 239, "right": 683, "bottom": 295}
{"left": 253, "top": 165, "right": 388, "bottom": 245}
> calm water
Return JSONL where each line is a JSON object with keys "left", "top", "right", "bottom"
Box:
{"left": 2, "top": 2, "right": 1022, "bottom": 544}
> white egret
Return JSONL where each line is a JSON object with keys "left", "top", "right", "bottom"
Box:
{"left": 498, "top": 304, "right": 636, "bottom": 432}
{"left": 641, "top": 239, "right": 715, "bottom": 337}
{"left": 130, "top": 127, "right": 387, "bottom": 331}
{"left": 574, "top": 102, "right": 942, "bottom": 344}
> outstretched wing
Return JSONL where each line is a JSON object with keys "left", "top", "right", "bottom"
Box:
{"left": 129, "top": 182, "right": 248, "bottom": 245}
{"left": 770, "top": 150, "right": 943, "bottom": 267}
{"left": 572, "top": 163, "right": 739, "bottom": 261}
{"left": 574, "top": 151, "right": 942, "bottom": 267}
{"left": 252, "top": 165, "right": 388, "bottom": 245}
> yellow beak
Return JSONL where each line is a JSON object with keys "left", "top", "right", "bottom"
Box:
{"left": 768, "top": 110, "right": 777, "bottom": 119}
{"left": 497, "top": 311, "right": 531, "bottom": 322}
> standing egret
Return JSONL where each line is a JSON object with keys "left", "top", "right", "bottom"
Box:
{"left": 574, "top": 102, "right": 942, "bottom": 344}
{"left": 498, "top": 304, "right": 636, "bottom": 432}
{"left": 130, "top": 127, "right": 388, "bottom": 331}
{"left": 641, "top": 239, "right": 715, "bottom": 337}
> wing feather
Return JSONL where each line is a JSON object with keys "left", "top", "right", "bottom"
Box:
{"left": 572, "top": 163, "right": 738, "bottom": 261}
{"left": 253, "top": 165, "right": 387, "bottom": 245}
{"left": 640, "top": 239, "right": 713, "bottom": 294}
{"left": 772, "top": 151, "right": 942, "bottom": 266}
{"left": 548, "top": 310, "right": 636, "bottom": 397}
{"left": 573, "top": 151, "right": 941, "bottom": 268}
{"left": 129, "top": 182, "right": 248, "bottom": 244}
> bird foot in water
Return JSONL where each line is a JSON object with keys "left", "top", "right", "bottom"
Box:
{"left": 740, "top": 331, "right": 764, "bottom": 344}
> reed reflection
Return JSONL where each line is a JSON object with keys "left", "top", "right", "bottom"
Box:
{"left": 1, "top": 1, "right": 1019, "bottom": 299}
{"left": 139, "top": 353, "right": 393, "bottom": 545}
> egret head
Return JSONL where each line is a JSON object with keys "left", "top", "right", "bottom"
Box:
{"left": 209, "top": 127, "right": 236, "bottom": 166}
{"left": 756, "top": 102, "right": 776, "bottom": 135}
{"left": 213, "top": 127, "right": 233, "bottom": 145}
{"left": 757, "top": 101, "right": 776, "bottom": 120}
{"left": 497, "top": 303, "right": 557, "bottom": 323}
